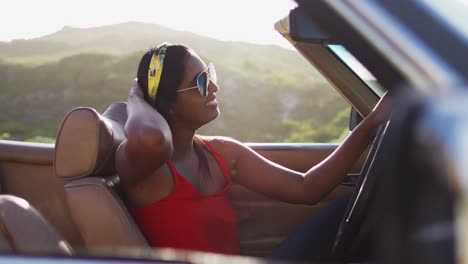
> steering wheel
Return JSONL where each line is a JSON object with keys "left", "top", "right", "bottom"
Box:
{"left": 332, "top": 120, "right": 391, "bottom": 259}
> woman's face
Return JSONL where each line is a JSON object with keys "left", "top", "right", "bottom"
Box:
{"left": 168, "top": 50, "right": 220, "bottom": 130}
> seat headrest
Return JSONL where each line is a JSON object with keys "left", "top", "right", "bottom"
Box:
{"left": 0, "top": 195, "right": 72, "bottom": 255}
{"left": 54, "top": 102, "right": 127, "bottom": 180}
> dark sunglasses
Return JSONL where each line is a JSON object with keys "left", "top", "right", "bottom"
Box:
{"left": 177, "top": 63, "right": 217, "bottom": 97}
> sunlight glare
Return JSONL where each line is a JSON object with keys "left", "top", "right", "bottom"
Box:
{"left": 1, "top": 0, "right": 297, "bottom": 48}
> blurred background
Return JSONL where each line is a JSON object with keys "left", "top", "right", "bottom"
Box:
{"left": 0, "top": 0, "right": 349, "bottom": 143}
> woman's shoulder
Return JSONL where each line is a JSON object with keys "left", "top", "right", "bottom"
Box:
{"left": 199, "top": 136, "right": 245, "bottom": 158}
{"left": 201, "top": 135, "right": 239, "bottom": 144}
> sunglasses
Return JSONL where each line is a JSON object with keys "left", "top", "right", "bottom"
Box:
{"left": 177, "top": 63, "right": 217, "bottom": 97}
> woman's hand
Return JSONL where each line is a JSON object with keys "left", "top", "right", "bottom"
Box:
{"left": 368, "top": 92, "right": 392, "bottom": 126}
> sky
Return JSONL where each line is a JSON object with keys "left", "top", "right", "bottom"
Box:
{"left": 1, "top": 0, "right": 298, "bottom": 49}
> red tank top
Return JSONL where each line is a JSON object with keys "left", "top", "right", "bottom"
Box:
{"left": 130, "top": 142, "right": 240, "bottom": 255}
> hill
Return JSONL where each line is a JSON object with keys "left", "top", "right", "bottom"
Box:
{"left": 0, "top": 22, "right": 319, "bottom": 76}
{"left": 0, "top": 22, "right": 348, "bottom": 143}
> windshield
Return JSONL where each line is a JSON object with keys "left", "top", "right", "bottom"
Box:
{"left": 327, "top": 44, "right": 385, "bottom": 97}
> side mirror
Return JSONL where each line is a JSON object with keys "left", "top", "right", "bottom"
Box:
{"left": 349, "top": 107, "right": 363, "bottom": 131}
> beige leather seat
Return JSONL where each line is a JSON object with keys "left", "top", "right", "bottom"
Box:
{"left": 0, "top": 195, "right": 72, "bottom": 254}
{"left": 54, "top": 102, "right": 149, "bottom": 250}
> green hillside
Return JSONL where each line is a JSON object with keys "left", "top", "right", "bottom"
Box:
{"left": 1, "top": 22, "right": 319, "bottom": 75}
{"left": 0, "top": 22, "right": 348, "bottom": 143}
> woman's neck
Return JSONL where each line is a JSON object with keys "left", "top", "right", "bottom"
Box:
{"left": 170, "top": 127, "right": 197, "bottom": 162}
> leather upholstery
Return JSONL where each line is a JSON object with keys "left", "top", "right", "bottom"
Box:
{"left": 0, "top": 195, "right": 72, "bottom": 254}
{"left": 54, "top": 102, "right": 149, "bottom": 249}
{"left": 54, "top": 102, "right": 127, "bottom": 180}
{"left": 65, "top": 176, "right": 148, "bottom": 248}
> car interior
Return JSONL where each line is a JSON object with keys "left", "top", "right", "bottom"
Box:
{"left": 0, "top": 2, "right": 395, "bottom": 262}
{"left": 0, "top": 3, "right": 377, "bottom": 263}
{"left": 0, "top": 101, "right": 359, "bottom": 259}
{"left": 0, "top": 195, "right": 72, "bottom": 255}
{"left": 2, "top": 0, "right": 466, "bottom": 263}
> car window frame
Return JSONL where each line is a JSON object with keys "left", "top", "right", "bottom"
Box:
{"left": 275, "top": 7, "right": 380, "bottom": 119}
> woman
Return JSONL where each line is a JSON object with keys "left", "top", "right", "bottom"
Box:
{"left": 116, "top": 43, "right": 391, "bottom": 259}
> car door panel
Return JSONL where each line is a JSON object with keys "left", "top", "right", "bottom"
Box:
{"left": 0, "top": 140, "right": 84, "bottom": 247}
{"left": 232, "top": 143, "right": 361, "bottom": 256}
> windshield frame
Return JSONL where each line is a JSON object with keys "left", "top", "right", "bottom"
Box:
{"left": 327, "top": 44, "right": 385, "bottom": 97}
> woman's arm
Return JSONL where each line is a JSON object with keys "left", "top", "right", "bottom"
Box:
{"left": 116, "top": 79, "right": 173, "bottom": 188}
{"left": 215, "top": 93, "right": 391, "bottom": 204}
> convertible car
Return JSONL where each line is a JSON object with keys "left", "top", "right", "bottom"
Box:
{"left": 0, "top": 0, "right": 467, "bottom": 263}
